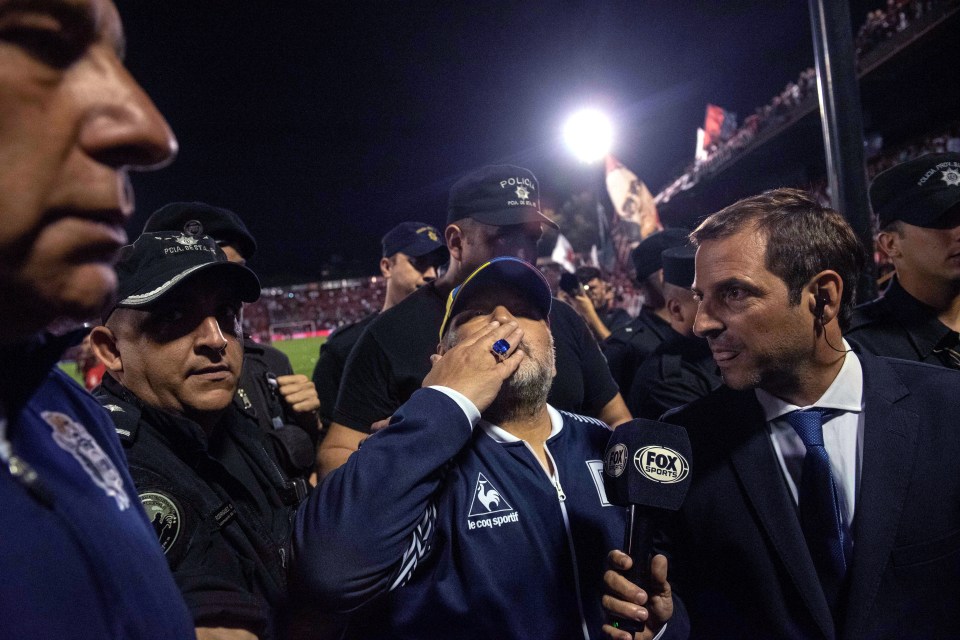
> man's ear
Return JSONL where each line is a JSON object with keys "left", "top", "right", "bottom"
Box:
{"left": 806, "top": 271, "right": 843, "bottom": 325}
{"left": 380, "top": 256, "right": 392, "bottom": 279}
{"left": 876, "top": 230, "right": 901, "bottom": 260}
{"left": 445, "top": 224, "right": 464, "bottom": 263}
{"left": 665, "top": 297, "right": 684, "bottom": 324}
{"left": 88, "top": 326, "right": 123, "bottom": 373}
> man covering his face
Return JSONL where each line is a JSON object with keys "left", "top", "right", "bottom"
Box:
{"left": 294, "top": 257, "right": 674, "bottom": 640}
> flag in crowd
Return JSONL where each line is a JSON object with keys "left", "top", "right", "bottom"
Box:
{"left": 551, "top": 233, "right": 577, "bottom": 273}
{"left": 604, "top": 155, "right": 663, "bottom": 272}
{"left": 701, "top": 103, "right": 738, "bottom": 154}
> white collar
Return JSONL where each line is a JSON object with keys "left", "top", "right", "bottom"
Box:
{"left": 478, "top": 404, "right": 563, "bottom": 443}
{"left": 755, "top": 340, "right": 864, "bottom": 421}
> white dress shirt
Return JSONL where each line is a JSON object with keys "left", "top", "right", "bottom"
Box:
{"left": 755, "top": 341, "right": 864, "bottom": 529}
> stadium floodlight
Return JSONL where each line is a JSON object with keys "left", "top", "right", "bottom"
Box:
{"left": 563, "top": 108, "right": 613, "bottom": 163}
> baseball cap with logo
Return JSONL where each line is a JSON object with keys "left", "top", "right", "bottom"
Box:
{"left": 102, "top": 229, "right": 261, "bottom": 322}
{"left": 870, "top": 152, "right": 960, "bottom": 228}
{"left": 144, "top": 202, "right": 258, "bottom": 259}
{"left": 439, "top": 256, "right": 553, "bottom": 339}
{"left": 381, "top": 221, "right": 449, "bottom": 264}
{"left": 446, "top": 165, "right": 559, "bottom": 230}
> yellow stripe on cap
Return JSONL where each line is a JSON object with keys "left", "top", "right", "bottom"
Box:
{"left": 438, "top": 259, "right": 497, "bottom": 340}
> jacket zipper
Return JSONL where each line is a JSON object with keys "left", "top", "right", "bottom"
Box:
{"left": 525, "top": 442, "right": 591, "bottom": 640}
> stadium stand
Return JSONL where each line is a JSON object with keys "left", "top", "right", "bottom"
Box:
{"left": 242, "top": 277, "right": 386, "bottom": 343}
{"left": 656, "top": 0, "right": 959, "bottom": 221}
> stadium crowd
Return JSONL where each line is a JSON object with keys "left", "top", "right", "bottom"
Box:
{"left": 243, "top": 280, "right": 386, "bottom": 341}
{"left": 657, "top": 0, "right": 958, "bottom": 205}
{"left": 3, "top": 0, "right": 960, "bottom": 640}
{"left": 855, "top": 0, "right": 948, "bottom": 58}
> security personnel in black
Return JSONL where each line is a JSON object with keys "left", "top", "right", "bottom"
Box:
{"left": 627, "top": 244, "right": 721, "bottom": 419}
{"left": 603, "top": 228, "right": 689, "bottom": 394}
{"left": 312, "top": 221, "right": 448, "bottom": 430}
{"left": 143, "top": 202, "right": 320, "bottom": 479}
{"left": 848, "top": 153, "right": 960, "bottom": 369}
{"left": 90, "top": 230, "right": 306, "bottom": 640}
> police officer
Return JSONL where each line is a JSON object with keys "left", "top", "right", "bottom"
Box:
{"left": 320, "top": 165, "right": 631, "bottom": 478}
{"left": 627, "top": 244, "right": 721, "bottom": 418}
{"left": 312, "top": 221, "right": 448, "bottom": 431}
{"left": 603, "top": 228, "right": 689, "bottom": 395}
{"left": 848, "top": 153, "right": 960, "bottom": 368}
{"left": 143, "top": 202, "right": 320, "bottom": 479}
{"left": 90, "top": 230, "right": 305, "bottom": 640}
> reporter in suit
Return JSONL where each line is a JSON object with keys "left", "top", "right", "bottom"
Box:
{"left": 603, "top": 188, "right": 960, "bottom": 639}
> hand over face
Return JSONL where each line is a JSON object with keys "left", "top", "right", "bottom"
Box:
{"left": 422, "top": 320, "right": 525, "bottom": 414}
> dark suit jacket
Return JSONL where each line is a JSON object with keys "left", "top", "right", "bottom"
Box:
{"left": 659, "top": 350, "right": 960, "bottom": 639}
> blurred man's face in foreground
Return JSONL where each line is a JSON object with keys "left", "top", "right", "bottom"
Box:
{"left": 0, "top": 0, "right": 176, "bottom": 340}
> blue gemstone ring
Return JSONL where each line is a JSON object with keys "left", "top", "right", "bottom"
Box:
{"left": 491, "top": 339, "right": 510, "bottom": 362}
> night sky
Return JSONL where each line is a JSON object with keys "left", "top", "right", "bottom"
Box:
{"left": 115, "top": 1, "right": 879, "bottom": 285}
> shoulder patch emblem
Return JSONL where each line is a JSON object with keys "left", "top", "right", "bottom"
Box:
{"left": 140, "top": 492, "right": 182, "bottom": 553}
{"left": 42, "top": 411, "right": 131, "bottom": 511}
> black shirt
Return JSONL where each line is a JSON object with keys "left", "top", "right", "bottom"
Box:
{"left": 600, "top": 306, "right": 633, "bottom": 334}
{"left": 95, "top": 375, "right": 303, "bottom": 639}
{"left": 312, "top": 313, "right": 378, "bottom": 427}
{"left": 239, "top": 338, "right": 316, "bottom": 477}
{"left": 847, "top": 276, "right": 960, "bottom": 369}
{"left": 627, "top": 333, "right": 722, "bottom": 419}
{"left": 333, "top": 282, "right": 620, "bottom": 432}
{"left": 602, "top": 308, "right": 673, "bottom": 395}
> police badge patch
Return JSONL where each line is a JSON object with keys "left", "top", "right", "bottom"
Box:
{"left": 140, "top": 492, "right": 182, "bottom": 553}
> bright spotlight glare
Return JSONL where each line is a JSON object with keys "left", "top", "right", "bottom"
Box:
{"left": 563, "top": 109, "right": 613, "bottom": 163}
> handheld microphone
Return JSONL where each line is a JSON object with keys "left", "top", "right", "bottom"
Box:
{"left": 603, "top": 419, "right": 693, "bottom": 634}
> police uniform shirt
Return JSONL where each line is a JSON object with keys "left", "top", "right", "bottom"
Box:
{"left": 312, "top": 313, "right": 377, "bottom": 427}
{"left": 600, "top": 306, "right": 633, "bottom": 334}
{"left": 602, "top": 308, "right": 673, "bottom": 395}
{"left": 333, "top": 281, "right": 620, "bottom": 433}
{"left": 627, "top": 332, "right": 721, "bottom": 420}
{"left": 239, "top": 337, "right": 316, "bottom": 477}
{"left": 96, "top": 375, "right": 296, "bottom": 639}
{"left": 847, "top": 276, "right": 960, "bottom": 369}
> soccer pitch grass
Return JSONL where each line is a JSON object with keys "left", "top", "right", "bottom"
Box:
{"left": 271, "top": 335, "right": 326, "bottom": 378}
{"left": 59, "top": 335, "right": 327, "bottom": 387}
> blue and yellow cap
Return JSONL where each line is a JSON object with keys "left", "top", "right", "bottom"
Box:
{"left": 439, "top": 257, "right": 552, "bottom": 340}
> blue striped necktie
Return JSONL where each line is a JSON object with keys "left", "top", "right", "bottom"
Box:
{"left": 786, "top": 409, "right": 852, "bottom": 611}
